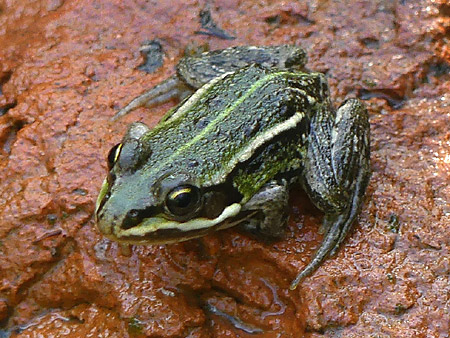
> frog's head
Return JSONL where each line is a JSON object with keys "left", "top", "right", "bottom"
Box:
{"left": 95, "top": 122, "right": 245, "bottom": 244}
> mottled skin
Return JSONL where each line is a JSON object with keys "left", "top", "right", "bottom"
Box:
{"left": 96, "top": 45, "right": 370, "bottom": 290}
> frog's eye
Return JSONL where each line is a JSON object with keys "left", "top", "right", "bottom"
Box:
{"left": 107, "top": 143, "right": 122, "bottom": 169}
{"left": 165, "top": 185, "right": 202, "bottom": 219}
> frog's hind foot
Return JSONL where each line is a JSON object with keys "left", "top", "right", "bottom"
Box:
{"left": 112, "top": 76, "right": 188, "bottom": 120}
{"left": 289, "top": 169, "right": 368, "bottom": 290}
{"left": 290, "top": 213, "right": 344, "bottom": 290}
{"left": 290, "top": 99, "right": 370, "bottom": 290}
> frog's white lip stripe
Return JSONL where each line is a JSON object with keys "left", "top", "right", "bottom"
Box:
{"left": 116, "top": 203, "right": 242, "bottom": 239}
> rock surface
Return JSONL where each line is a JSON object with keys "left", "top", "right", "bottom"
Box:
{"left": 0, "top": 0, "right": 449, "bottom": 337}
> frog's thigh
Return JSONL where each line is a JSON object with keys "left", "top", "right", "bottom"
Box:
{"left": 290, "top": 99, "right": 370, "bottom": 288}
{"left": 302, "top": 99, "right": 370, "bottom": 217}
{"left": 240, "top": 180, "right": 289, "bottom": 237}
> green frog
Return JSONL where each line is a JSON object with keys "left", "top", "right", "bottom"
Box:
{"left": 95, "top": 45, "right": 370, "bottom": 290}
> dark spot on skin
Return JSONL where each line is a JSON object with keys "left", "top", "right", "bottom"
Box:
{"left": 243, "top": 120, "right": 260, "bottom": 138}
{"left": 195, "top": 117, "right": 209, "bottom": 130}
{"left": 188, "top": 159, "right": 199, "bottom": 168}
{"left": 128, "top": 317, "right": 144, "bottom": 335}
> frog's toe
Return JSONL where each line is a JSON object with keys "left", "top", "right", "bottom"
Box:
{"left": 290, "top": 214, "right": 344, "bottom": 290}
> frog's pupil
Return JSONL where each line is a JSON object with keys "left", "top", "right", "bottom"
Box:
{"left": 166, "top": 185, "right": 201, "bottom": 218}
{"left": 174, "top": 192, "right": 191, "bottom": 208}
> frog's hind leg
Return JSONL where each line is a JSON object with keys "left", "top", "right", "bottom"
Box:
{"left": 112, "top": 76, "right": 191, "bottom": 120}
{"left": 290, "top": 99, "right": 370, "bottom": 290}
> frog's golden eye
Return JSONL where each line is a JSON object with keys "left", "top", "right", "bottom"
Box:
{"left": 107, "top": 143, "right": 122, "bottom": 169}
{"left": 165, "top": 185, "right": 202, "bottom": 219}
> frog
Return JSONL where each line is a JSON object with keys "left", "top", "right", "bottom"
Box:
{"left": 95, "top": 45, "right": 371, "bottom": 290}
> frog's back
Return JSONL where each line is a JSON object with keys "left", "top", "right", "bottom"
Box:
{"left": 176, "top": 45, "right": 308, "bottom": 88}
{"left": 142, "top": 65, "right": 329, "bottom": 194}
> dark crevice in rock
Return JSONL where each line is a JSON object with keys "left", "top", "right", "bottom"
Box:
{"left": 358, "top": 88, "right": 405, "bottom": 109}
{"left": 0, "top": 101, "right": 17, "bottom": 116}
{"left": 1, "top": 119, "right": 24, "bottom": 154}
{"left": 264, "top": 12, "right": 315, "bottom": 26}
{"left": 438, "top": 2, "right": 450, "bottom": 17}
{"left": 4, "top": 238, "right": 77, "bottom": 328}
{"left": 0, "top": 71, "right": 13, "bottom": 94}
{"left": 359, "top": 37, "right": 380, "bottom": 49}
{"left": 0, "top": 101, "right": 17, "bottom": 117}
{"left": 0, "top": 71, "right": 16, "bottom": 116}
{"left": 424, "top": 61, "right": 450, "bottom": 81}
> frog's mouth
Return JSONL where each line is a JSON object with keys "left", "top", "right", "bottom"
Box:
{"left": 109, "top": 203, "right": 256, "bottom": 244}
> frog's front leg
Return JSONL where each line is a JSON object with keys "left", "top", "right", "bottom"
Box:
{"left": 240, "top": 180, "right": 289, "bottom": 238}
{"left": 291, "top": 99, "right": 370, "bottom": 289}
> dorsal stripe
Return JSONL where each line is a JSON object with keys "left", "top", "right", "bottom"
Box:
{"left": 149, "top": 71, "right": 290, "bottom": 175}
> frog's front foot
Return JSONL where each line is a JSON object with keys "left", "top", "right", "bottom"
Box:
{"left": 241, "top": 180, "right": 290, "bottom": 238}
{"left": 290, "top": 99, "right": 370, "bottom": 290}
